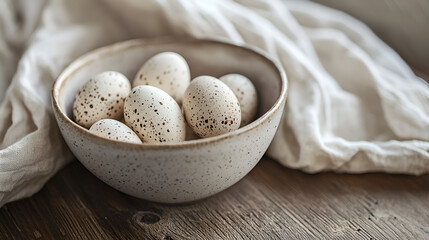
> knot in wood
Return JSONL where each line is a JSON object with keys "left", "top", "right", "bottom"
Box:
{"left": 139, "top": 212, "right": 160, "bottom": 224}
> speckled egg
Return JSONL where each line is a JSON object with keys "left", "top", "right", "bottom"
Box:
{"left": 89, "top": 119, "right": 142, "bottom": 144}
{"left": 183, "top": 76, "right": 241, "bottom": 138}
{"left": 133, "top": 52, "right": 190, "bottom": 104}
{"left": 73, "top": 71, "right": 131, "bottom": 128}
{"left": 219, "top": 74, "right": 258, "bottom": 126}
{"left": 124, "top": 85, "right": 186, "bottom": 143}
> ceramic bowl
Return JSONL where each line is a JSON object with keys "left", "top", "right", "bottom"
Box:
{"left": 52, "top": 38, "right": 287, "bottom": 203}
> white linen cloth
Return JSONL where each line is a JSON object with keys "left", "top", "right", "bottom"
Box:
{"left": 0, "top": 0, "right": 428, "bottom": 207}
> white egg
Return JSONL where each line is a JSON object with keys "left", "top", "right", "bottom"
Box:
{"left": 133, "top": 52, "right": 190, "bottom": 104}
{"left": 124, "top": 85, "right": 186, "bottom": 143}
{"left": 89, "top": 119, "right": 142, "bottom": 144}
{"left": 219, "top": 74, "right": 258, "bottom": 126}
{"left": 73, "top": 71, "right": 131, "bottom": 128}
{"left": 183, "top": 76, "right": 241, "bottom": 138}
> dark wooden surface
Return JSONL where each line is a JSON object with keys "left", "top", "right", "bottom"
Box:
{"left": 0, "top": 157, "right": 428, "bottom": 239}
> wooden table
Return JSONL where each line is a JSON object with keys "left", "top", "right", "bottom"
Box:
{"left": 1, "top": 156, "right": 428, "bottom": 239}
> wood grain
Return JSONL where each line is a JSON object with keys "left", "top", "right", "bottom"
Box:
{"left": 0, "top": 157, "right": 428, "bottom": 239}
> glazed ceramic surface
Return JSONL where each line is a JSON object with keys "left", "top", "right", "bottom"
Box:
{"left": 52, "top": 38, "right": 287, "bottom": 203}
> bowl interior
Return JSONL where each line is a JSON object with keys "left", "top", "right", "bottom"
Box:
{"left": 57, "top": 39, "right": 283, "bottom": 133}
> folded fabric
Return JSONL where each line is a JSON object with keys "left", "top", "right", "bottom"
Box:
{"left": 0, "top": 0, "right": 428, "bottom": 207}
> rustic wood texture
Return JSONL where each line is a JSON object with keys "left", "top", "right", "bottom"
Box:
{"left": 0, "top": 157, "right": 428, "bottom": 239}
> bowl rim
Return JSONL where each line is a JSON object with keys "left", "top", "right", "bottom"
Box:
{"left": 52, "top": 37, "right": 288, "bottom": 150}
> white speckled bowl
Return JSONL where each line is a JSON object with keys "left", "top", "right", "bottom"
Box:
{"left": 52, "top": 38, "right": 287, "bottom": 203}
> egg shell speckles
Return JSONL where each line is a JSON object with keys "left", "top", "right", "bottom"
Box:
{"left": 183, "top": 76, "right": 241, "bottom": 138}
{"left": 133, "top": 52, "right": 190, "bottom": 104}
{"left": 89, "top": 119, "right": 142, "bottom": 144}
{"left": 73, "top": 71, "right": 131, "bottom": 128}
{"left": 219, "top": 74, "right": 258, "bottom": 126}
{"left": 124, "top": 85, "right": 186, "bottom": 143}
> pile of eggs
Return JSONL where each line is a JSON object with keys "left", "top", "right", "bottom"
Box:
{"left": 73, "top": 52, "right": 258, "bottom": 144}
